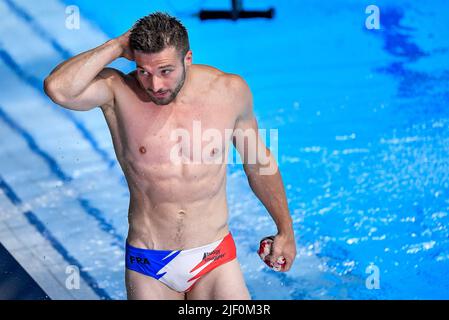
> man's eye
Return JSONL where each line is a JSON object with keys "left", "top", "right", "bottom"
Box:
{"left": 162, "top": 70, "right": 172, "bottom": 75}
{"left": 139, "top": 70, "right": 149, "bottom": 76}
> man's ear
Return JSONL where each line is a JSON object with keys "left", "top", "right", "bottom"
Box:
{"left": 184, "top": 50, "right": 193, "bottom": 65}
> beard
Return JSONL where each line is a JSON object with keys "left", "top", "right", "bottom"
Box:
{"left": 147, "top": 65, "right": 186, "bottom": 106}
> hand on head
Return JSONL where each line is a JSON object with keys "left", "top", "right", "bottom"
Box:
{"left": 116, "top": 30, "right": 134, "bottom": 61}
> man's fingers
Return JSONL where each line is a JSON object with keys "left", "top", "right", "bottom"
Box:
{"left": 270, "top": 243, "right": 282, "bottom": 259}
{"left": 268, "top": 255, "right": 286, "bottom": 272}
{"left": 268, "top": 253, "right": 281, "bottom": 263}
{"left": 283, "top": 258, "right": 292, "bottom": 271}
{"left": 258, "top": 235, "right": 295, "bottom": 272}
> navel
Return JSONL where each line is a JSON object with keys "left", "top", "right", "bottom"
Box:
{"left": 139, "top": 146, "right": 146, "bottom": 154}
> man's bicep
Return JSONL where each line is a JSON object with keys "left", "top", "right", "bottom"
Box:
{"left": 48, "top": 68, "right": 116, "bottom": 111}
{"left": 232, "top": 106, "right": 265, "bottom": 166}
{"left": 231, "top": 73, "right": 258, "bottom": 151}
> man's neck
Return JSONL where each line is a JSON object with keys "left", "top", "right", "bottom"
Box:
{"left": 172, "top": 64, "right": 194, "bottom": 106}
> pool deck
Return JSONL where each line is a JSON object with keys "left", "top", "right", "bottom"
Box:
{"left": 0, "top": 242, "right": 49, "bottom": 300}
{"left": 0, "top": 206, "right": 100, "bottom": 299}
{"left": 0, "top": 0, "right": 127, "bottom": 299}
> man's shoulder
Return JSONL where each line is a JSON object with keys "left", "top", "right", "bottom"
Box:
{"left": 193, "top": 63, "right": 223, "bottom": 76}
{"left": 220, "top": 72, "right": 251, "bottom": 102}
{"left": 194, "top": 65, "right": 252, "bottom": 118}
{"left": 193, "top": 64, "right": 250, "bottom": 95}
{"left": 222, "top": 73, "right": 249, "bottom": 94}
{"left": 193, "top": 64, "right": 243, "bottom": 80}
{"left": 215, "top": 72, "right": 252, "bottom": 116}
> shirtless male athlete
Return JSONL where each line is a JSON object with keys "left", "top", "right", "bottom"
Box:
{"left": 43, "top": 12, "right": 296, "bottom": 300}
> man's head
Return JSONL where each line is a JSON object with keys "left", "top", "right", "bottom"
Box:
{"left": 129, "top": 12, "right": 192, "bottom": 105}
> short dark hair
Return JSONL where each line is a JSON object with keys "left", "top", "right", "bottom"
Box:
{"left": 129, "top": 12, "right": 190, "bottom": 58}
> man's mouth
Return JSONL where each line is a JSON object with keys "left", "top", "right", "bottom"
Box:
{"left": 151, "top": 90, "right": 169, "bottom": 98}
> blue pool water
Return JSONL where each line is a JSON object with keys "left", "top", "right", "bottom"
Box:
{"left": 1, "top": 0, "right": 448, "bottom": 299}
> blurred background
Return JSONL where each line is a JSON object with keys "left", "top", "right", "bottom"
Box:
{"left": 0, "top": 0, "right": 448, "bottom": 299}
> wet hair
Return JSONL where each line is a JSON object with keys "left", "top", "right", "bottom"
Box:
{"left": 129, "top": 12, "right": 190, "bottom": 59}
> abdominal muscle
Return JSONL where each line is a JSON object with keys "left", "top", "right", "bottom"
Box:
{"left": 124, "top": 160, "right": 230, "bottom": 251}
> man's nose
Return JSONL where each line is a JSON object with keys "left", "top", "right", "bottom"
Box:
{"left": 149, "top": 76, "right": 164, "bottom": 92}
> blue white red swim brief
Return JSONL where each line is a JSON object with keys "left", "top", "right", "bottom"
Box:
{"left": 125, "top": 232, "right": 236, "bottom": 292}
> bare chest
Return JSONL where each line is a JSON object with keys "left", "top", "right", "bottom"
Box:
{"left": 113, "top": 95, "right": 237, "bottom": 168}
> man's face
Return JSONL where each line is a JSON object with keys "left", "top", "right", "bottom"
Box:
{"left": 134, "top": 46, "right": 191, "bottom": 105}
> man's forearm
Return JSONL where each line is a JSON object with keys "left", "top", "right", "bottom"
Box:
{"left": 44, "top": 39, "right": 123, "bottom": 99}
{"left": 244, "top": 152, "right": 293, "bottom": 235}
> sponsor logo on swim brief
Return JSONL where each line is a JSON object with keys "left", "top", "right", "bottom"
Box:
{"left": 202, "top": 249, "right": 225, "bottom": 262}
{"left": 129, "top": 255, "right": 150, "bottom": 265}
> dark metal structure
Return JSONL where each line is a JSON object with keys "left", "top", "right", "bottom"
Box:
{"left": 199, "top": 0, "right": 274, "bottom": 21}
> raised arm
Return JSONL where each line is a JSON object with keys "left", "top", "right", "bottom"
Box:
{"left": 43, "top": 31, "right": 133, "bottom": 111}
